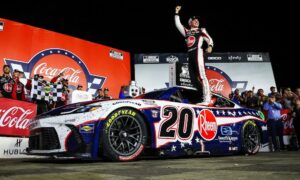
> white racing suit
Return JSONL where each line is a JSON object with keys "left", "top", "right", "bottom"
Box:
{"left": 175, "top": 14, "right": 214, "bottom": 104}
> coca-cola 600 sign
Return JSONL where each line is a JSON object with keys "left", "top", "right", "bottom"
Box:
{"left": 0, "top": 98, "right": 37, "bottom": 137}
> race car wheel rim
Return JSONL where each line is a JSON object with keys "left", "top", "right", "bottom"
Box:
{"left": 243, "top": 122, "right": 260, "bottom": 153}
{"left": 108, "top": 115, "right": 142, "bottom": 156}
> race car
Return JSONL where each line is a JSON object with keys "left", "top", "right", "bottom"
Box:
{"left": 27, "top": 86, "right": 268, "bottom": 161}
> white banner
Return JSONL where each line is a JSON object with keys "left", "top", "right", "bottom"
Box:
{"left": 0, "top": 137, "right": 29, "bottom": 158}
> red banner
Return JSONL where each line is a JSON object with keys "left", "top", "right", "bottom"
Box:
{"left": 0, "top": 98, "right": 37, "bottom": 137}
{"left": 0, "top": 18, "right": 131, "bottom": 98}
{"left": 281, "top": 109, "right": 295, "bottom": 135}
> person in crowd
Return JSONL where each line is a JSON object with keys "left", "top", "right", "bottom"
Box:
{"left": 51, "top": 72, "right": 69, "bottom": 108}
{"left": 281, "top": 87, "right": 295, "bottom": 110}
{"left": 245, "top": 90, "right": 259, "bottom": 110}
{"left": 263, "top": 94, "right": 284, "bottom": 151}
{"left": 0, "top": 64, "right": 13, "bottom": 98}
{"left": 175, "top": 5, "right": 214, "bottom": 105}
{"left": 256, "top": 88, "right": 268, "bottom": 111}
{"left": 119, "top": 85, "right": 127, "bottom": 99}
{"left": 294, "top": 88, "right": 300, "bottom": 98}
{"left": 77, "top": 84, "right": 83, "bottom": 91}
{"left": 230, "top": 89, "right": 244, "bottom": 105}
{"left": 94, "top": 88, "right": 104, "bottom": 100}
{"left": 292, "top": 97, "right": 300, "bottom": 149}
{"left": 103, "top": 88, "right": 112, "bottom": 100}
{"left": 9, "top": 69, "right": 26, "bottom": 101}
{"left": 268, "top": 86, "right": 278, "bottom": 97}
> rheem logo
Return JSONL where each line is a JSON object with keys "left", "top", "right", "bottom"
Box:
{"left": 198, "top": 109, "right": 217, "bottom": 141}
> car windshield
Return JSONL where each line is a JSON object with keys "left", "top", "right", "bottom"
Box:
{"left": 135, "top": 89, "right": 166, "bottom": 99}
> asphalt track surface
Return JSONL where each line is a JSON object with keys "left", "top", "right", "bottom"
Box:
{"left": 0, "top": 151, "right": 299, "bottom": 180}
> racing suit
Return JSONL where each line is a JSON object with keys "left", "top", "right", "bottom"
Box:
{"left": 175, "top": 14, "right": 214, "bottom": 104}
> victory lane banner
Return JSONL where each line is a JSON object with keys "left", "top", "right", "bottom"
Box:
{"left": 135, "top": 52, "right": 276, "bottom": 98}
{"left": 0, "top": 18, "right": 131, "bottom": 98}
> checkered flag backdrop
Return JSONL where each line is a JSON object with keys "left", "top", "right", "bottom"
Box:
{"left": 31, "top": 80, "right": 63, "bottom": 102}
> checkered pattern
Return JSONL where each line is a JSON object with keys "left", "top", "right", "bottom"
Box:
{"left": 31, "top": 80, "right": 63, "bottom": 102}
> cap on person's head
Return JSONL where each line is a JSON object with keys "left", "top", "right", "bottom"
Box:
{"left": 13, "top": 69, "right": 22, "bottom": 73}
{"left": 98, "top": 88, "right": 103, "bottom": 91}
{"left": 188, "top": 16, "right": 200, "bottom": 25}
{"left": 77, "top": 84, "right": 83, "bottom": 88}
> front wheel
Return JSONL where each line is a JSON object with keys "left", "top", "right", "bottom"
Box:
{"left": 241, "top": 120, "right": 261, "bottom": 155}
{"left": 101, "top": 108, "right": 148, "bottom": 161}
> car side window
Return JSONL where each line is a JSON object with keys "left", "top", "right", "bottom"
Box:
{"left": 169, "top": 91, "right": 183, "bottom": 103}
{"left": 213, "top": 96, "right": 235, "bottom": 107}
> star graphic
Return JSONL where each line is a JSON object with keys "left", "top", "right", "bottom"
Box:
{"left": 215, "top": 110, "right": 220, "bottom": 115}
{"left": 238, "top": 111, "right": 242, "bottom": 116}
{"left": 188, "top": 140, "right": 193, "bottom": 145}
{"left": 181, "top": 142, "right": 185, "bottom": 148}
{"left": 159, "top": 150, "right": 165, "bottom": 155}
{"left": 195, "top": 137, "right": 200, "bottom": 143}
{"left": 171, "top": 145, "right": 176, "bottom": 152}
{"left": 222, "top": 110, "right": 226, "bottom": 115}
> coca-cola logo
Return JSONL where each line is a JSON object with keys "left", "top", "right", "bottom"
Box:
{"left": 5, "top": 48, "right": 106, "bottom": 93}
{"left": 187, "top": 36, "right": 196, "bottom": 47}
{"left": 0, "top": 106, "right": 33, "bottom": 130}
{"left": 206, "top": 66, "right": 233, "bottom": 98}
{"left": 32, "top": 54, "right": 86, "bottom": 89}
{"left": 198, "top": 109, "right": 217, "bottom": 141}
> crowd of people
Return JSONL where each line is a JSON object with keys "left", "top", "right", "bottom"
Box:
{"left": 0, "top": 65, "right": 113, "bottom": 114}
{"left": 229, "top": 86, "right": 300, "bottom": 151}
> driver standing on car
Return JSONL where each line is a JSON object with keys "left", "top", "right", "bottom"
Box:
{"left": 175, "top": 5, "right": 214, "bottom": 106}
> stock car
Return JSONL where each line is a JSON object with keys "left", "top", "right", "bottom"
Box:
{"left": 27, "top": 86, "right": 268, "bottom": 161}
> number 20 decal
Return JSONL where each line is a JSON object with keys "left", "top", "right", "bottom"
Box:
{"left": 159, "top": 106, "right": 194, "bottom": 140}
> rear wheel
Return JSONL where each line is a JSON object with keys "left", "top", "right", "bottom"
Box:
{"left": 241, "top": 120, "right": 261, "bottom": 155}
{"left": 101, "top": 108, "right": 147, "bottom": 161}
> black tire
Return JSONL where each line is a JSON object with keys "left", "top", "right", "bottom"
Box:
{"left": 241, "top": 120, "right": 261, "bottom": 155}
{"left": 101, "top": 108, "right": 148, "bottom": 161}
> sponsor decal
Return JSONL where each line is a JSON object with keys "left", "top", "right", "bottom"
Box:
{"left": 5, "top": 48, "right": 106, "bottom": 92}
{"left": 112, "top": 101, "right": 141, "bottom": 106}
{"left": 166, "top": 55, "right": 179, "bottom": 63}
{"left": 105, "top": 109, "right": 136, "bottom": 130}
{"left": 220, "top": 126, "right": 232, "bottom": 136}
{"left": 142, "top": 100, "right": 157, "bottom": 106}
{"left": 143, "top": 55, "right": 159, "bottom": 63}
{"left": 119, "top": 144, "right": 144, "bottom": 161}
{"left": 65, "top": 119, "right": 76, "bottom": 123}
{"left": 228, "top": 56, "right": 242, "bottom": 61}
{"left": 229, "top": 146, "right": 238, "bottom": 151}
{"left": 218, "top": 136, "right": 238, "bottom": 143}
{"left": 80, "top": 124, "right": 94, "bottom": 133}
{"left": 151, "top": 110, "right": 159, "bottom": 118}
{"left": 261, "top": 125, "right": 268, "bottom": 131}
{"left": 0, "top": 21, "right": 3, "bottom": 31}
{"left": 247, "top": 54, "right": 263, "bottom": 61}
{"left": 207, "top": 56, "right": 222, "bottom": 60}
{"left": 187, "top": 36, "right": 196, "bottom": 47}
{"left": 198, "top": 109, "right": 218, "bottom": 141}
{"left": 109, "top": 49, "right": 123, "bottom": 60}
